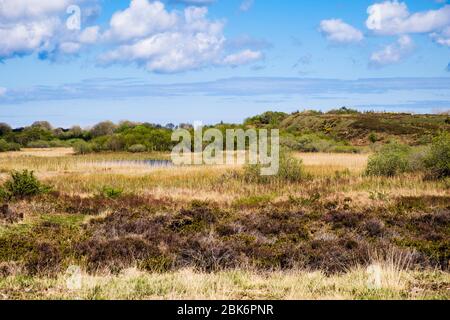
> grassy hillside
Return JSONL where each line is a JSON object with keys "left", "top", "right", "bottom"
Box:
{"left": 246, "top": 110, "right": 450, "bottom": 146}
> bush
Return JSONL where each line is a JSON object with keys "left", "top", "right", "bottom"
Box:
{"left": 73, "top": 140, "right": 94, "bottom": 155}
{"left": 0, "top": 139, "right": 21, "bottom": 152}
{"left": 101, "top": 186, "right": 123, "bottom": 199}
{"left": 368, "top": 132, "right": 378, "bottom": 143}
{"left": 0, "top": 139, "right": 10, "bottom": 152}
{"left": 424, "top": 132, "right": 450, "bottom": 179}
{"left": 365, "top": 142, "right": 412, "bottom": 177}
{"left": 7, "top": 142, "right": 21, "bottom": 151}
{"left": 1, "top": 170, "right": 52, "bottom": 200}
{"left": 128, "top": 144, "right": 147, "bottom": 153}
{"left": 244, "top": 151, "right": 306, "bottom": 184}
{"left": 27, "top": 140, "right": 51, "bottom": 148}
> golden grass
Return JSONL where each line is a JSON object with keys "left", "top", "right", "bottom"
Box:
{"left": 0, "top": 148, "right": 449, "bottom": 300}
{"left": 1, "top": 266, "right": 448, "bottom": 300}
{"left": 1, "top": 148, "right": 447, "bottom": 203}
{"left": 295, "top": 152, "right": 369, "bottom": 176}
{"left": 0, "top": 148, "right": 74, "bottom": 158}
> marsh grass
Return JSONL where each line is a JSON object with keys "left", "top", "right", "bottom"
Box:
{"left": 0, "top": 267, "right": 448, "bottom": 300}
{"left": 0, "top": 148, "right": 449, "bottom": 300}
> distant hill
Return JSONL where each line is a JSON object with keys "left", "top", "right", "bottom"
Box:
{"left": 245, "top": 109, "right": 450, "bottom": 146}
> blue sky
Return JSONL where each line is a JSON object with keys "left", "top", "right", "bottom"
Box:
{"left": 1, "top": 0, "right": 450, "bottom": 127}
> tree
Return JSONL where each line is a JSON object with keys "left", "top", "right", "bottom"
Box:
{"left": 90, "top": 121, "right": 117, "bottom": 138}
{"left": 69, "top": 125, "right": 84, "bottom": 139}
{"left": 31, "top": 121, "right": 53, "bottom": 131}
{"left": 0, "top": 123, "right": 12, "bottom": 136}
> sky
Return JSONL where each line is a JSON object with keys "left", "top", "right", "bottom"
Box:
{"left": 0, "top": 0, "right": 450, "bottom": 127}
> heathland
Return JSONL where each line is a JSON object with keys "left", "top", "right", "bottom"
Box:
{"left": 0, "top": 109, "right": 449, "bottom": 300}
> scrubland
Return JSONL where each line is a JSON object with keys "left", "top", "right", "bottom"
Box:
{"left": 0, "top": 148, "right": 449, "bottom": 300}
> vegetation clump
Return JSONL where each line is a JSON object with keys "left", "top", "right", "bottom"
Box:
{"left": 366, "top": 141, "right": 412, "bottom": 177}
{"left": 73, "top": 140, "right": 94, "bottom": 155}
{"left": 0, "top": 139, "right": 20, "bottom": 152}
{"left": 424, "top": 132, "right": 450, "bottom": 179}
{"left": 0, "top": 170, "right": 52, "bottom": 200}
{"left": 244, "top": 151, "right": 306, "bottom": 184}
{"left": 101, "top": 186, "right": 124, "bottom": 199}
{"left": 128, "top": 144, "right": 147, "bottom": 153}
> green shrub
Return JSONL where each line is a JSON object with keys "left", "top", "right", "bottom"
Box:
{"left": 408, "top": 146, "right": 429, "bottom": 172}
{"left": 128, "top": 144, "right": 147, "bottom": 153}
{"left": 1, "top": 170, "right": 52, "bottom": 200}
{"left": 329, "top": 145, "right": 361, "bottom": 154}
{"left": 368, "top": 132, "right": 378, "bottom": 143}
{"left": 0, "top": 139, "right": 10, "bottom": 152}
{"left": 48, "top": 140, "right": 68, "bottom": 148}
{"left": 101, "top": 186, "right": 123, "bottom": 199}
{"left": 244, "top": 151, "right": 306, "bottom": 184}
{"left": 7, "top": 142, "right": 21, "bottom": 151}
{"left": 27, "top": 140, "right": 51, "bottom": 148}
{"left": 424, "top": 132, "right": 450, "bottom": 179}
{"left": 365, "top": 142, "right": 412, "bottom": 177}
{"left": 0, "top": 139, "right": 21, "bottom": 152}
{"left": 73, "top": 140, "right": 94, "bottom": 155}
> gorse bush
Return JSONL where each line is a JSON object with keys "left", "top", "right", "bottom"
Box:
{"left": 244, "top": 151, "right": 306, "bottom": 184}
{"left": 1, "top": 170, "right": 51, "bottom": 200}
{"left": 424, "top": 132, "right": 450, "bottom": 179}
{"left": 365, "top": 142, "right": 412, "bottom": 177}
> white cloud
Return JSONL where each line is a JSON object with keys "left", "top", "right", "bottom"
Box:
{"left": 0, "top": 18, "right": 60, "bottom": 58}
{"left": 0, "top": 0, "right": 99, "bottom": 59}
{"left": 0, "top": 0, "right": 71, "bottom": 20}
{"left": 370, "top": 35, "right": 414, "bottom": 67}
{"left": 0, "top": 87, "right": 6, "bottom": 96}
{"left": 105, "top": 0, "right": 177, "bottom": 41}
{"left": 223, "top": 49, "right": 262, "bottom": 66}
{"left": 100, "top": 0, "right": 263, "bottom": 73}
{"left": 431, "top": 26, "right": 450, "bottom": 46}
{"left": 366, "top": 1, "right": 450, "bottom": 35}
{"left": 319, "top": 19, "right": 364, "bottom": 43}
{"left": 59, "top": 41, "right": 82, "bottom": 54}
{"left": 79, "top": 26, "right": 100, "bottom": 44}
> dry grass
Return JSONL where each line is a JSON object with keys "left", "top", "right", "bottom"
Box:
{"left": 1, "top": 266, "right": 448, "bottom": 300}
{"left": 0, "top": 148, "right": 449, "bottom": 300}
{"left": 1, "top": 149, "right": 447, "bottom": 203}
{"left": 295, "top": 152, "right": 369, "bottom": 176}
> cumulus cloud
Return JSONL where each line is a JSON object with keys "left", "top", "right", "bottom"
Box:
{"left": 100, "top": 0, "right": 263, "bottom": 73}
{"left": 78, "top": 26, "right": 100, "bottom": 44}
{"left": 0, "top": 0, "right": 71, "bottom": 20}
{"left": 319, "top": 19, "right": 364, "bottom": 43}
{"left": 370, "top": 35, "right": 414, "bottom": 67}
{"left": 0, "top": 0, "right": 100, "bottom": 59}
{"left": 366, "top": 1, "right": 450, "bottom": 35}
{"left": 104, "top": 0, "right": 177, "bottom": 41}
